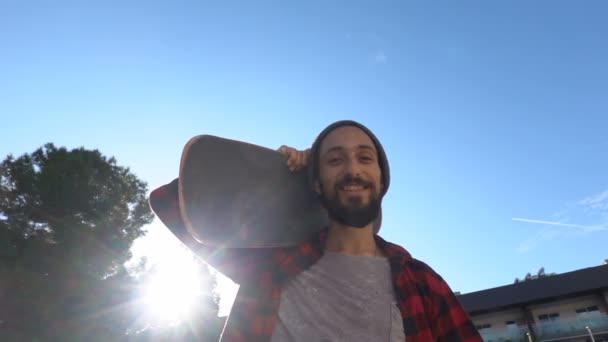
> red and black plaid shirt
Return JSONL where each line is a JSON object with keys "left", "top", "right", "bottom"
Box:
{"left": 150, "top": 179, "right": 482, "bottom": 342}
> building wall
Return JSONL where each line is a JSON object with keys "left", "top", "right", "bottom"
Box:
{"left": 470, "top": 293, "right": 608, "bottom": 341}
{"left": 471, "top": 308, "right": 529, "bottom": 337}
{"left": 471, "top": 294, "right": 607, "bottom": 328}
{"left": 527, "top": 294, "right": 607, "bottom": 322}
{"left": 471, "top": 308, "right": 526, "bottom": 328}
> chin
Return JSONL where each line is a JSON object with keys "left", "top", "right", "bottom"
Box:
{"left": 342, "top": 198, "right": 369, "bottom": 209}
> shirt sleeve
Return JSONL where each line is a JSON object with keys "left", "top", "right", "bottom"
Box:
{"left": 149, "top": 179, "right": 278, "bottom": 285}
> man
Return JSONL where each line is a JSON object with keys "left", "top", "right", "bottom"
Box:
{"left": 150, "top": 120, "right": 482, "bottom": 341}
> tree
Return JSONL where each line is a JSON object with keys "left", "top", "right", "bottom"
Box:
{"left": 128, "top": 256, "right": 225, "bottom": 341}
{"left": 537, "top": 267, "right": 545, "bottom": 278}
{"left": 513, "top": 267, "right": 555, "bottom": 284}
{"left": 0, "top": 143, "right": 154, "bottom": 340}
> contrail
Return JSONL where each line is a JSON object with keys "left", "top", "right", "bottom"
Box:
{"left": 511, "top": 218, "right": 592, "bottom": 229}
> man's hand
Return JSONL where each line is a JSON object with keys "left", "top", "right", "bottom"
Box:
{"left": 277, "top": 146, "right": 311, "bottom": 172}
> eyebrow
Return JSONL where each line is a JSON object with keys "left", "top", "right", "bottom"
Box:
{"left": 323, "top": 144, "right": 377, "bottom": 156}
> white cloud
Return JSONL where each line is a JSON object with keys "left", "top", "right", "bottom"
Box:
{"left": 512, "top": 189, "right": 608, "bottom": 253}
{"left": 578, "top": 190, "right": 608, "bottom": 211}
{"left": 374, "top": 51, "right": 388, "bottom": 64}
{"left": 511, "top": 218, "right": 608, "bottom": 234}
{"left": 512, "top": 218, "right": 591, "bottom": 229}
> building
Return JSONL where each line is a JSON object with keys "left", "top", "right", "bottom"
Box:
{"left": 458, "top": 264, "right": 608, "bottom": 342}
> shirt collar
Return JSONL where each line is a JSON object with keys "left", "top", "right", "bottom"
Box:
{"left": 312, "top": 227, "right": 412, "bottom": 266}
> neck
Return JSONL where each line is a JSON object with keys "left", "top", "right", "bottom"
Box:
{"left": 325, "top": 220, "right": 377, "bottom": 256}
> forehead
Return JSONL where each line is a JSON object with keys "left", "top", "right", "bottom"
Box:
{"left": 319, "top": 125, "right": 376, "bottom": 155}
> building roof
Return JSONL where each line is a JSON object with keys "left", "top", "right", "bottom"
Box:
{"left": 458, "top": 264, "right": 608, "bottom": 315}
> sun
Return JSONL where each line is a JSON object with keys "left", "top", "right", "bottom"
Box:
{"left": 141, "top": 251, "right": 205, "bottom": 323}
{"left": 131, "top": 223, "right": 240, "bottom": 322}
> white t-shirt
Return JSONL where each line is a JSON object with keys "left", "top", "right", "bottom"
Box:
{"left": 270, "top": 251, "right": 406, "bottom": 342}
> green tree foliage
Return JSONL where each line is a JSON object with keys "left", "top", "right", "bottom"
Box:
{"left": 0, "top": 144, "right": 222, "bottom": 341}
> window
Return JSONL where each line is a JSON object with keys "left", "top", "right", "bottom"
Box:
{"left": 538, "top": 313, "right": 559, "bottom": 322}
{"left": 506, "top": 319, "right": 526, "bottom": 327}
{"left": 576, "top": 306, "right": 600, "bottom": 315}
{"left": 475, "top": 324, "right": 492, "bottom": 331}
{"left": 505, "top": 321, "right": 520, "bottom": 331}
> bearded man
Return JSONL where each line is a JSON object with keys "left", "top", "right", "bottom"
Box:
{"left": 151, "top": 120, "right": 482, "bottom": 342}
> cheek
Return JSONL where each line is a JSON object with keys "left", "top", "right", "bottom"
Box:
{"left": 321, "top": 179, "right": 336, "bottom": 195}
{"left": 318, "top": 173, "right": 337, "bottom": 195}
{"left": 364, "top": 172, "right": 383, "bottom": 193}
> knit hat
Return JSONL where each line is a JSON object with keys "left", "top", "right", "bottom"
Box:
{"left": 308, "top": 120, "right": 390, "bottom": 198}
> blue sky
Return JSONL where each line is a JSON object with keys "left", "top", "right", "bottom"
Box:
{"left": 2, "top": 0, "right": 607, "bottom": 313}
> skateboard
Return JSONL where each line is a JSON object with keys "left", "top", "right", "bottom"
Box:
{"left": 151, "top": 135, "right": 381, "bottom": 248}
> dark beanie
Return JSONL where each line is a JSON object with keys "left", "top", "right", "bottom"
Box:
{"left": 308, "top": 120, "right": 390, "bottom": 197}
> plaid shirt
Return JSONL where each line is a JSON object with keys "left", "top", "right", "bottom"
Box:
{"left": 150, "top": 179, "right": 482, "bottom": 342}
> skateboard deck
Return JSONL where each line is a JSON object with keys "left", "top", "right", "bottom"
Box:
{"left": 152, "top": 135, "right": 381, "bottom": 248}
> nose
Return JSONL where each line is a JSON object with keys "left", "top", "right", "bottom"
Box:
{"left": 343, "top": 156, "right": 361, "bottom": 176}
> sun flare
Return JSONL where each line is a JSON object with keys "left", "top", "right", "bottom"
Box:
{"left": 132, "top": 224, "right": 240, "bottom": 322}
{"left": 141, "top": 253, "right": 204, "bottom": 323}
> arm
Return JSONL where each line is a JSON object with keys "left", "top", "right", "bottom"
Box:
{"left": 150, "top": 178, "right": 278, "bottom": 285}
{"left": 149, "top": 146, "right": 310, "bottom": 285}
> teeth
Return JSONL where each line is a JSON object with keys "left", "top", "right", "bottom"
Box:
{"left": 343, "top": 185, "right": 364, "bottom": 191}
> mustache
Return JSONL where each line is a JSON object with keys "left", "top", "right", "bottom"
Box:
{"left": 335, "top": 175, "right": 373, "bottom": 189}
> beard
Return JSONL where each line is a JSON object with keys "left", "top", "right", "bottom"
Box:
{"left": 319, "top": 175, "right": 381, "bottom": 228}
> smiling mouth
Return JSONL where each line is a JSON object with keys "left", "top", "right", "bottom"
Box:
{"left": 340, "top": 184, "right": 368, "bottom": 192}
{"left": 336, "top": 176, "right": 372, "bottom": 194}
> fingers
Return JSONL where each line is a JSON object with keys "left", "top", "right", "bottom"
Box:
{"left": 277, "top": 145, "right": 291, "bottom": 156}
{"left": 277, "top": 145, "right": 309, "bottom": 172}
{"left": 294, "top": 150, "right": 304, "bottom": 172}
{"left": 292, "top": 149, "right": 311, "bottom": 172}
{"left": 293, "top": 149, "right": 309, "bottom": 171}
{"left": 278, "top": 145, "right": 296, "bottom": 171}
{"left": 303, "top": 148, "right": 311, "bottom": 167}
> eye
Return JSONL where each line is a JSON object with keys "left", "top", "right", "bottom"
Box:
{"left": 328, "top": 157, "right": 342, "bottom": 165}
{"left": 360, "top": 156, "right": 374, "bottom": 163}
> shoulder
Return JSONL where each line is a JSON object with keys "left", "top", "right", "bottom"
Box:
{"left": 378, "top": 236, "right": 451, "bottom": 294}
{"left": 404, "top": 257, "right": 456, "bottom": 300}
{"left": 380, "top": 239, "right": 482, "bottom": 341}
{"left": 406, "top": 259, "right": 481, "bottom": 341}
{"left": 408, "top": 258, "right": 446, "bottom": 284}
